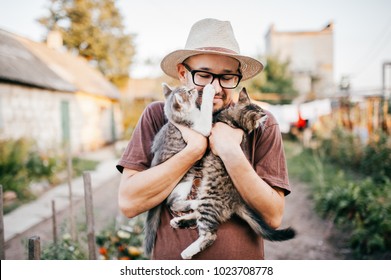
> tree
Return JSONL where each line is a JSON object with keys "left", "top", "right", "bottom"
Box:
{"left": 244, "top": 56, "right": 298, "bottom": 104}
{"left": 38, "top": 0, "right": 134, "bottom": 88}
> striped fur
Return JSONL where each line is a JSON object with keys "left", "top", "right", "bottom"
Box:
{"left": 170, "top": 88, "right": 296, "bottom": 259}
{"left": 145, "top": 85, "right": 295, "bottom": 259}
{"left": 144, "top": 84, "right": 215, "bottom": 257}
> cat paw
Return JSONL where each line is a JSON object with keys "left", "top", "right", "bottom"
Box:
{"left": 170, "top": 217, "right": 181, "bottom": 229}
{"left": 181, "top": 251, "right": 193, "bottom": 260}
{"left": 181, "top": 245, "right": 199, "bottom": 259}
{"left": 203, "top": 84, "right": 216, "bottom": 97}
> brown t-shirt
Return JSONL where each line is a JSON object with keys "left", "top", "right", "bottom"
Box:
{"left": 117, "top": 101, "right": 291, "bottom": 260}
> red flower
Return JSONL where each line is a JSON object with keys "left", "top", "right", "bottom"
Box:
{"left": 99, "top": 247, "right": 107, "bottom": 255}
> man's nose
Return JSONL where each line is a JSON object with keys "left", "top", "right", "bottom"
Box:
{"left": 211, "top": 78, "right": 222, "bottom": 93}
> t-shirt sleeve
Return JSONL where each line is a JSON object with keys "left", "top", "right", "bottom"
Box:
{"left": 253, "top": 110, "right": 291, "bottom": 195}
{"left": 116, "top": 101, "right": 165, "bottom": 173}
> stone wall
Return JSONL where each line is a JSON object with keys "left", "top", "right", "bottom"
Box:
{"left": 0, "top": 83, "right": 122, "bottom": 154}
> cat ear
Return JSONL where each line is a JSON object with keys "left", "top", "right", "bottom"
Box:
{"left": 173, "top": 94, "right": 183, "bottom": 110}
{"left": 238, "top": 87, "right": 251, "bottom": 105}
{"left": 258, "top": 114, "right": 268, "bottom": 127}
{"left": 162, "top": 83, "right": 173, "bottom": 99}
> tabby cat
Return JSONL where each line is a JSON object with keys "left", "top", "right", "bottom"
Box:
{"left": 144, "top": 83, "right": 216, "bottom": 257}
{"left": 145, "top": 84, "right": 296, "bottom": 259}
{"left": 168, "top": 88, "right": 295, "bottom": 259}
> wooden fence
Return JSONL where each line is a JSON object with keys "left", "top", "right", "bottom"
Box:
{"left": 336, "top": 93, "right": 391, "bottom": 136}
{"left": 0, "top": 171, "right": 98, "bottom": 260}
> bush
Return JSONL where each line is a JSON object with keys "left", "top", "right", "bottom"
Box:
{"left": 319, "top": 127, "right": 363, "bottom": 169}
{"left": 317, "top": 128, "right": 391, "bottom": 182}
{"left": 41, "top": 234, "right": 87, "bottom": 260}
{"left": 96, "top": 215, "right": 147, "bottom": 260}
{"left": 360, "top": 132, "right": 391, "bottom": 182}
{"left": 1, "top": 138, "right": 99, "bottom": 213}
{"left": 286, "top": 140, "right": 391, "bottom": 258}
{"left": 0, "top": 139, "right": 35, "bottom": 200}
{"left": 314, "top": 175, "right": 391, "bottom": 257}
{"left": 0, "top": 138, "right": 64, "bottom": 200}
{"left": 72, "top": 157, "right": 99, "bottom": 177}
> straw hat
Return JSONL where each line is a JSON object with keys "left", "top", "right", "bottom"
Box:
{"left": 160, "top": 18, "right": 263, "bottom": 81}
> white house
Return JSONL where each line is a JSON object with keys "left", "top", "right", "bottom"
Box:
{"left": 0, "top": 29, "right": 123, "bottom": 154}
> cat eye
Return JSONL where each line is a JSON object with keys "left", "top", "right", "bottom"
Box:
{"left": 182, "top": 63, "right": 242, "bottom": 89}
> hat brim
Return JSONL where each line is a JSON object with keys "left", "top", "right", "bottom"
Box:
{"left": 160, "top": 49, "right": 263, "bottom": 81}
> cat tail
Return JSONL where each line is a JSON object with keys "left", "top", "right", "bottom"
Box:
{"left": 144, "top": 204, "right": 162, "bottom": 257}
{"left": 237, "top": 206, "right": 296, "bottom": 241}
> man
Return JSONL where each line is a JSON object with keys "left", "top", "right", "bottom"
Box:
{"left": 117, "top": 18, "right": 291, "bottom": 259}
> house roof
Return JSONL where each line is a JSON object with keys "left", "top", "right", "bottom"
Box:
{"left": 0, "top": 29, "right": 75, "bottom": 92}
{"left": 0, "top": 29, "right": 120, "bottom": 100}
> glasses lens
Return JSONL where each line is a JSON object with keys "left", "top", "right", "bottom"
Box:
{"left": 193, "top": 71, "right": 213, "bottom": 86}
{"left": 219, "top": 74, "right": 240, "bottom": 89}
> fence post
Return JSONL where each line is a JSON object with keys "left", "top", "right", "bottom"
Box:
{"left": 0, "top": 185, "right": 5, "bottom": 260}
{"left": 51, "top": 200, "right": 58, "bottom": 259}
{"left": 28, "top": 236, "right": 41, "bottom": 260}
{"left": 83, "top": 172, "right": 97, "bottom": 260}
{"left": 67, "top": 146, "right": 77, "bottom": 241}
{"left": 52, "top": 200, "right": 58, "bottom": 245}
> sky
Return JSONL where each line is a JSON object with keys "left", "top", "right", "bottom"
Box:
{"left": 1, "top": 0, "right": 391, "bottom": 90}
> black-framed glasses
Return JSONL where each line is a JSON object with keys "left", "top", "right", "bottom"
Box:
{"left": 182, "top": 63, "right": 242, "bottom": 89}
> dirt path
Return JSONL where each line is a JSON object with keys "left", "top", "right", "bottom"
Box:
{"left": 264, "top": 178, "right": 350, "bottom": 259}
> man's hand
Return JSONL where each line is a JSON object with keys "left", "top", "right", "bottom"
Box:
{"left": 209, "top": 122, "right": 244, "bottom": 157}
{"left": 173, "top": 123, "right": 208, "bottom": 160}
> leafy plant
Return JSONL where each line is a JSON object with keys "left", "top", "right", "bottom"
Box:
{"left": 0, "top": 138, "right": 99, "bottom": 213}
{"left": 243, "top": 56, "right": 298, "bottom": 104}
{"left": 0, "top": 138, "right": 36, "bottom": 200}
{"left": 38, "top": 0, "right": 135, "bottom": 88}
{"left": 360, "top": 132, "right": 391, "bottom": 182}
{"left": 72, "top": 157, "right": 99, "bottom": 177}
{"left": 96, "top": 216, "right": 147, "bottom": 260}
{"left": 41, "top": 234, "right": 87, "bottom": 260}
{"left": 285, "top": 139, "right": 391, "bottom": 258}
{"left": 315, "top": 177, "right": 391, "bottom": 257}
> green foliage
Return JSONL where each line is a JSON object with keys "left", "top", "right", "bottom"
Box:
{"left": 286, "top": 140, "right": 391, "bottom": 259}
{"left": 72, "top": 157, "right": 99, "bottom": 177}
{"left": 314, "top": 174, "right": 391, "bottom": 257}
{"left": 96, "top": 215, "right": 147, "bottom": 260}
{"left": 320, "top": 127, "right": 363, "bottom": 170}
{"left": 261, "top": 57, "right": 296, "bottom": 94}
{"left": 41, "top": 234, "right": 87, "bottom": 260}
{"left": 40, "top": 216, "right": 147, "bottom": 260}
{"left": 318, "top": 128, "right": 391, "bottom": 182}
{"left": 244, "top": 56, "right": 298, "bottom": 104}
{"left": 360, "top": 132, "right": 391, "bottom": 182}
{"left": 1, "top": 139, "right": 40, "bottom": 200}
{"left": 38, "top": 0, "right": 135, "bottom": 88}
{"left": 0, "top": 138, "right": 99, "bottom": 212}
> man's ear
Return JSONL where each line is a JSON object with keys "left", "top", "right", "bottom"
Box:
{"left": 177, "top": 64, "right": 187, "bottom": 83}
